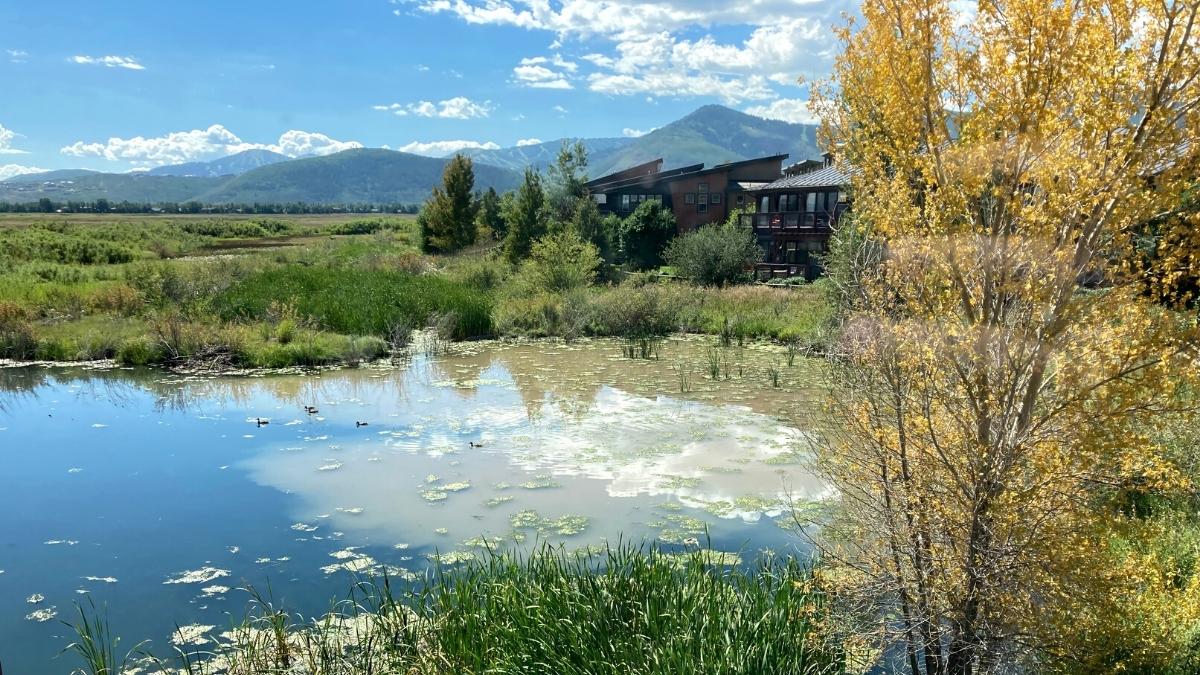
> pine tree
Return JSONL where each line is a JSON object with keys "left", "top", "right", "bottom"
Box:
{"left": 502, "top": 168, "right": 547, "bottom": 263}
{"left": 419, "top": 154, "right": 478, "bottom": 253}
{"left": 476, "top": 186, "right": 504, "bottom": 240}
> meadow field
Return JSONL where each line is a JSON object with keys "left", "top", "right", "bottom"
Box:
{"left": 0, "top": 213, "right": 832, "bottom": 370}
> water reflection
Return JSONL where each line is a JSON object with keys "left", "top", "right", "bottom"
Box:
{"left": 0, "top": 337, "right": 826, "bottom": 673}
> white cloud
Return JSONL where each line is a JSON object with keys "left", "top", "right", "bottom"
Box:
{"left": 7, "top": 49, "right": 27, "bottom": 63}
{"left": 0, "top": 164, "right": 46, "bottom": 181}
{"left": 744, "top": 98, "right": 817, "bottom": 124}
{"left": 70, "top": 55, "right": 145, "bottom": 70}
{"left": 0, "top": 123, "right": 28, "bottom": 155}
{"left": 398, "top": 139, "right": 500, "bottom": 157}
{"left": 622, "top": 127, "right": 653, "bottom": 138}
{"left": 60, "top": 125, "right": 361, "bottom": 166}
{"left": 553, "top": 105, "right": 568, "bottom": 114}
{"left": 372, "top": 97, "right": 492, "bottom": 119}
{"left": 516, "top": 138, "right": 543, "bottom": 146}
{"left": 512, "top": 65, "right": 572, "bottom": 89}
{"left": 409, "top": 0, "right": 850, "bottom": 105}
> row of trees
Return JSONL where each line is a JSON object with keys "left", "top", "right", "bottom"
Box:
{"left": 0, "top": 198, "right": 419, "bottom": 215}
{"left": 418, "top": 142, "right": 761, "bottom": 284}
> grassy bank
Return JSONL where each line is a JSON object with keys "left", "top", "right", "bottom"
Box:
{"left": 0, "top": 214, "right": 835, "bottom": 369}
{"left": 69, "top": 545, "right": 848, "bottom": 675}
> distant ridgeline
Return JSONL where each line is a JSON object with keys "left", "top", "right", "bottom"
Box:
{"left": 0, "top": 105, "right": 821, "bottom": 210}
{"left": 0, "top": 199, "right": 421, "bottom": 215}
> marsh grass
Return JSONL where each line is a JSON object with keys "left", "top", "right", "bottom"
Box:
{"left": 621, "top": 336, "right": 661, "bottom": 360}
{"left": 68, "top": 545, "right": 846, "bottom": 675}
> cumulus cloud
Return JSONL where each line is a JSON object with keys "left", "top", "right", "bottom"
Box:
{"left": 60, "top": 125, "right": 361, "bottom": 166}
{"left": 7, "top": 49, "right": 28, "bottom": 63}
{"left": 0, "top": 123, "right": 28, "bottom": 155}
{"left": 743, "top": 98, "right": 818, "bottom": 124}
{"left": 553, "top": 105, "right": 568, "bottom": 114}
{"left": 398, "top": 139, "right": 500, "bottom": 157}
{"left": 516, "top": 138, "right": 543, "bottom": 146}
{"left": 622, "top": 127, "right": 653, "bottom": 138}
{"left": 71, "top": 55, "right": 145, "bottom": 70}
{"left": 512, "top": 56, "right": 575, "bottom": 89}
{"left": 372, "top": 96, "right": 493, "bottom": 119}
{"left": 409, "top": 0, "right": 848, "bottom": 105}
{"left": 0, "top": 164, "right": 46, "bottom": 181}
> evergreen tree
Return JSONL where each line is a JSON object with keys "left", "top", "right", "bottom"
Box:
{"left": 419, "top": 154, "right": 478, "bottom": 253}
{"left": 503, "top": 168, "right": 548, "bottom": 263}
{"left": 476, "top": 187, "right": 504, "bottom": 240}
{"left": 547, "top": 140, "right": 589, "bottom": 223}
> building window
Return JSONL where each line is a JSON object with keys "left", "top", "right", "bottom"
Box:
{"left": 698, "top": 201, "right": 708, "bottom": 214}
{"left": 711, "top": 193, "right": 722, "bottom": 204}
{"left": 621, "top": 194, "right": 630, "bottom": 209}
{"left": 806, "top": 192, "right": 817, "bottom": 212}
{"left": 838, "top": 190, "right": 847, "bottom": 203}
{"left": 760, "top": 196, "right": 769, "bottom": 211}
{"left": 685, "top": 193, "right": 695, "bottom": 204}
{"left": 698, "top": 183, "right": 708, "bottom": 193}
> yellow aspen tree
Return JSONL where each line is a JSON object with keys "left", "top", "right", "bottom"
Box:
{"left": 811, "top": 0, "right": 1200, "bottom": 671}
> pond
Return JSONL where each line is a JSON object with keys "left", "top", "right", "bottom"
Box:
{"left": 0, "top": 336, "right": 829, "bottom": 672}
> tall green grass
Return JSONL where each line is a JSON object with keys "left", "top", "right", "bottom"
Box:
{"left": 67, "top": 545, "right": 845, "bottom": 675}
{"left": 215, "top": 266, "right": 493, "bottom": 339}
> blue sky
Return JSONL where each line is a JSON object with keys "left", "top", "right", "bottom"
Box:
{"left": 0, "top": 0, "right": 853, "bottom": 178}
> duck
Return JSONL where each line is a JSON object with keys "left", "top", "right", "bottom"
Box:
{"left": 255, "top": 417, "right": 269, "bottom": 427}
{"left": 468, "top": 441, "right": 484, "bottom": 448}
{"left": 356, "top": 421, "right": 369, "bottom": 427}
{"left": 304, "top": 406, "right": 319, "bottom": 414}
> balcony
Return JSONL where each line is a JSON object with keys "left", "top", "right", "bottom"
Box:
{"left": 739, "top": 211, "right": 835, "bottom": 232}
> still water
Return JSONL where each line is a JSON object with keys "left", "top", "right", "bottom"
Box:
{"left": 0, "top": 336, "right": 827, "bottom": 672}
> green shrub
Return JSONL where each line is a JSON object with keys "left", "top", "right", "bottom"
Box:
{"left": 513, "top": 231, "right": 601, "bottom": 294}
{"left": 619, "top": 200, "right": 677, "bottom": 270}
{"left": 115, "top": 337, "right": 160, "bottom": 366}
{"left": 664, "top": 219, "right": 762, "bottom": 286}
{"left": 585, "top": 283, "right": 686, "bottom": 337}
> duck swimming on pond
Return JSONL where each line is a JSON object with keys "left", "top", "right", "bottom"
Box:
{"left": 468, "top": 441, "right": 484, "bottom": 448}
{"left": 356, "top": 421, "right": 368, "bottom": 427}
{"left": 255, "top": 417, "right": 269, "bottom": 427}
{"left": 304, "top": 406, "right": 319, "bottom": 414}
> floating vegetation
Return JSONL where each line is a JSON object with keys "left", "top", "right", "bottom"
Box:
{"left": 45, "top": 539, "right": 79, "bottom": 546}
{"left": 290, "top": 522, "right": 318, "bottom": 532}
{"left": 26, "top": 606, "right": 57, "bottom": 622}
{"left": 163, "top": 567, "right": 231, "bottom": 585}
{"left": 427, "top": 550, "right": 475, "bottom": 565}
{"left": 656, "top": 474, "right": 702, "bottom": 490}
{"left": 441, "top": 481, "right": 470, "bottom": 492}
{"left": 420, "top": 490, "right": 449, "bottom": 502}
{"left": 322, "top": 548, "right": 378, "bottom": 575}
{"left": 201, "top": 585, "right": 229, "bottom": 597}
{"left": 434, "top": 528, "right": 449, "bottom": 535}
{"left": 316, "top": 461, "right": 343, "bottom": 472}
{"left": 172, "top": 624, "right": 215, "bottom": 646}
{"left": 27, "top": 593, "right": 45, "bottom": 604}
{"left": 518, "top": 474, "right": 561, "bottom": 490}
{"left": 336, "top": 507, "right": 364, "bottom": 515}
{"left": 462, "top": 535, "right": 504, "bottom": 548}
{"left": 510, "top": 510, "right": 590, "bottom": 536}
{"left": 484, "top": 495, "right": 514, "bottom": 508}
{"left": 83, "top": 576, "right": 118, "bottom": 584}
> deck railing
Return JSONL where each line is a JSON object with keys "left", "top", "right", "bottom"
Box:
{"left": 739, "top": 212, "right": 835, "bottom": 232}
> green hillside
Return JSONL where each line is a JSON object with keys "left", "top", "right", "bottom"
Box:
{"left": 592, "top": 105, "right": 821, "bottom": 175}
{"left": 198, "top": 149, "right": 522, "bottom": 204}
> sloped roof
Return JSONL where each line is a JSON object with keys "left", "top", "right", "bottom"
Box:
{"left": 757, "top": 165, "right": 849, "bottom": 190}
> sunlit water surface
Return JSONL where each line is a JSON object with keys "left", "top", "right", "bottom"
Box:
{"left": 0, "top": 337, "right": 828, "bottom": 672}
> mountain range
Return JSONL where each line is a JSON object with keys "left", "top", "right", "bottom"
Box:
{"left": 1, "top": 105, "right": 821, "bottom": 205}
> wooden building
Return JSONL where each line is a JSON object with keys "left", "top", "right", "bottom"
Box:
{"left": 740, "top": 156, "right": 850, "bottom": 280}
{"left": 586, "top": 154, "right": 788, "bottom": 232}
{"left": 588, "top": 153, "right": 849, "bottom": 280}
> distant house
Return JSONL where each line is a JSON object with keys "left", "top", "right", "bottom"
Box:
{"left": 587, "top": 153, "right": 849, "bottom": 280}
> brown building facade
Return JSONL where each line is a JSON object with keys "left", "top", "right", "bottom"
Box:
{"left": 588, "top": 153, "right": 849, "bottom": 280}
